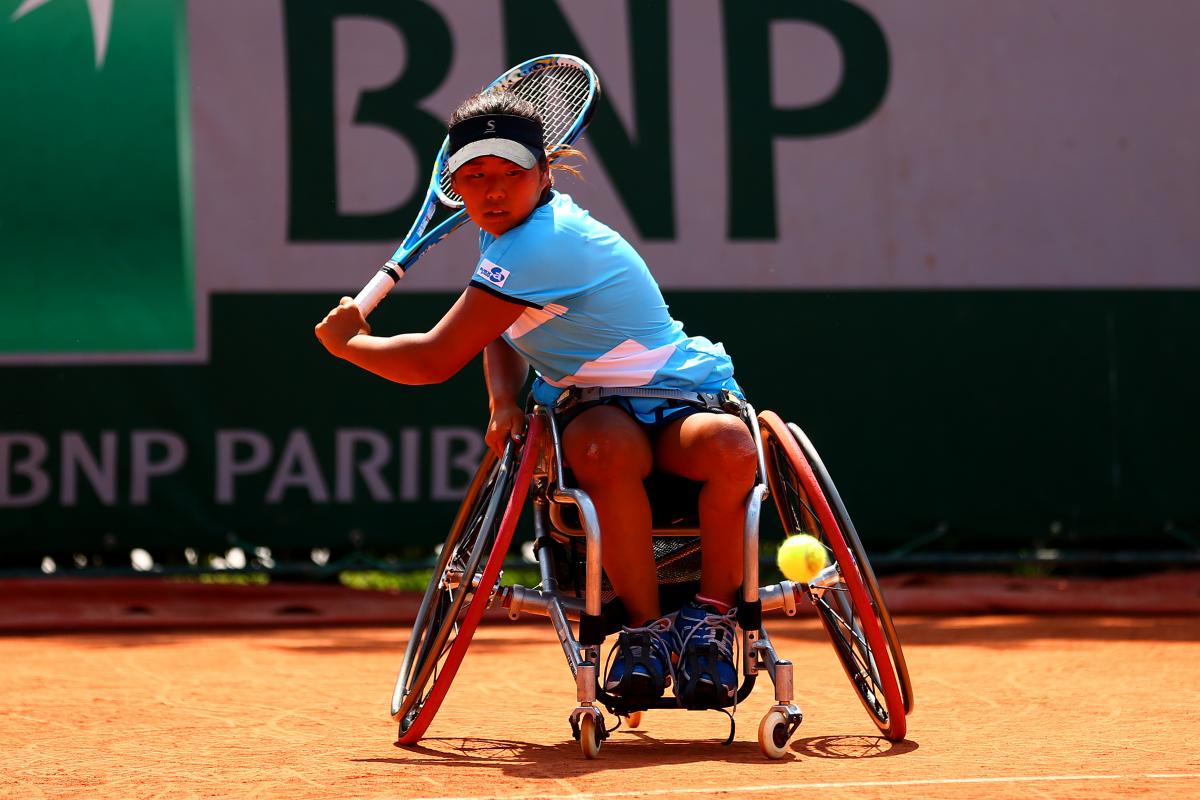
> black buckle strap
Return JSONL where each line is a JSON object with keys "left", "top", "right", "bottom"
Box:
{"left": 554, "top": 386, "right": 745, "bottom": 416}
{"left": 717, "top": 388, "right": 745, "bottom": 414}
{"left": 737, "top": 599, "right": 762, "bottom": 632}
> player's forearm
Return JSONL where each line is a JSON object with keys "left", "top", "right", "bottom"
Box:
{"left": 337, "top": 333, "right": 453, "bottom": 385}
{"left": 484, "top": 339, "right": 529, "bottom": 409}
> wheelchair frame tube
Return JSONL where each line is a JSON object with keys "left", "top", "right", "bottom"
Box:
{"left": 543, "top": 408, "right": 604, "bottom": 620}
{"left": 544, "top": 407, "right": 570, "bottom": 496}
{"left": 742, "top": 484, "right": 767, "bottom": 609}
{"left": 743, "top": 402, "right": 768, "bottom": 611}
{"left": 745, "top": 403, "right": 770, "bottom": 502}
{"left": 532, "top": 498, "right": 559, "bottom": 594}
{"left": 757, "top": 581, "right": 803, "bottom": 615}
{"left": 749, "top": 626, "right": 786, "bottom": 685}
{"left": 524, "top": 495, "right": 593, "bottom": 682}
{"left": 556, "top": 488, "right": 603, "bottom": 619}
{"left": 509, "top": 581, "right": 808, "bottom": 624}
{"left": 503, "top": 584, "right": 584, "bottom": 621}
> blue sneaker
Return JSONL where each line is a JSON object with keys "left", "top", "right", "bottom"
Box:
{"left": 604, "top": 617, "right": 674, "bottom": 703}
{"left": 671, "top": 599, "right": 739, "bottom": 709}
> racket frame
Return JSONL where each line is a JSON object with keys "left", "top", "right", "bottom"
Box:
{"left": 353, "top": 54, "right": 600, "bottom": 316}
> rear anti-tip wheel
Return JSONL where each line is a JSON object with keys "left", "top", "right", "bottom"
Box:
{"left": 623, "top": 711, "right": 643, "bottom": 729}
{"left": 758, "top": 709, "right": 790, "bottom": 759}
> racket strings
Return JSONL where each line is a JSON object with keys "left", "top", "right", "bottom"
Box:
{"left": 438, "top": 65, "right": 593, "bottom": 207}
{"left": 512, "top": 66, "right": 592, "bottom": 147}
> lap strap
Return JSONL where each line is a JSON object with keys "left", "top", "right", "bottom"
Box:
{"left": 554, "top": 386, "right": 744, "bottom": 416}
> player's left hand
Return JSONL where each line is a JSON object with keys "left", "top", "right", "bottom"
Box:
{"left": 315, "top": 297, "right": 371, "bottom": 356}
{"left": 485, "top": 404, "right": 527, "bottom": 456}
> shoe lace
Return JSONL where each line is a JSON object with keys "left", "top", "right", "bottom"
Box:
{"left": 677, "top": 607, "right": 741, "bottom": 711}
{"left": 604, "top": 616, "right": 676, "bottom": 686}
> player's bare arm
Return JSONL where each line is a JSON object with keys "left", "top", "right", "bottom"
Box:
{"left": 315, "top": 286, "right": 523, "bottom": 385}
{"left": 483, "top": 338, "right": 530, "bottom": 455}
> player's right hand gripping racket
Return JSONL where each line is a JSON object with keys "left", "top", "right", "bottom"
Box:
{"left": 352, "top": 54, "right": 601, "bottom": 317}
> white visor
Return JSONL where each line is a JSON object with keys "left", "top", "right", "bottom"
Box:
{"left": 447, "top": 138, "right": 541, "bottom": 173}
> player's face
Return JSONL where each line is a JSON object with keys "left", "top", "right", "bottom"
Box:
{"left": 452, "top": 156, "right": 549, "bottom": 237}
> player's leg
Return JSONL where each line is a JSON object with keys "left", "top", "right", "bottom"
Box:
{"left": 654, "top": 411, "right": 757, "bottom": 605}
{"left": 561, "top": 403, "right": 658, "bottom": 621}
{"left": 653, "top": 410, "right": 757, "bottom": 707}
{"left": 562, "top": 404, "right": 673, "bottom": 703}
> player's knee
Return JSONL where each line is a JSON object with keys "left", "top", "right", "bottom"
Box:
{"left": 702, "top": 418, "right": 758, "bottom": 487}
{"left": 563, "top": 411, "right": 652, "bottom": 484}
{"left": 567, "top": 435, "right": 652, "bottom": 484}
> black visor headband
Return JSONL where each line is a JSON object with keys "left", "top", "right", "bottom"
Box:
{"left": 447, "top": 114, "right": 545, "bottom": 173}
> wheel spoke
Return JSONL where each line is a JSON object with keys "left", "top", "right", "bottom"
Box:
{"left": 817, "top": 608, "right": 886, "bottom": 715}
{"left": 814, "top": 587, "right": 888, "bottom": 720}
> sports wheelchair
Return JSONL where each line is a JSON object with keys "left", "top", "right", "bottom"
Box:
{"left": 390, "top": 389, "right": 913, "bottom": 759}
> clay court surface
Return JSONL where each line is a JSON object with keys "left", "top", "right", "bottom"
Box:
{"left": 3, "top": 603, "right": 1199, "bottom": 800}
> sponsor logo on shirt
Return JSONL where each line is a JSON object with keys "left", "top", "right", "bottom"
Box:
{"left": 476, "top": 261, "right": 510, "bottom": 287}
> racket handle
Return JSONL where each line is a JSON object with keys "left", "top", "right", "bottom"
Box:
{"left": 353, "top": 263, "right": 404, "bottom": 318}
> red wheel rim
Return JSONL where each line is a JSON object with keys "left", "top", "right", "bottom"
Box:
{"left": 759, "top": 410, "right": 906, "bottom": 740}
{"left": 396, "top": 416, "right": 545, "bottom": 744}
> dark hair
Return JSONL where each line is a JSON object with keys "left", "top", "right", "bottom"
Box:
{"left": 449, "top": 91, "right": 587, "bottom": 182}
{"left": 449, "top": 91, "right": 540, "bottom": 131}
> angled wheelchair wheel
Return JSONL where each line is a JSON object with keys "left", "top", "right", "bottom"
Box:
{"left": 391, "top": 416, "right": 544, "bottom": 744}
{"left": 786, "top": 421, "right": 914, "bottom": 718}
{"left": 759, "top": 411, "right": 910, "bottom": 741}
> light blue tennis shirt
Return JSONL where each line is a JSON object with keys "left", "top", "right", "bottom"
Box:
{"left": 469, "top": 190, "right": 742, "bottom": 419}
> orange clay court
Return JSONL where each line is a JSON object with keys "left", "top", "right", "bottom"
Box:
{"left": 2, "top": 575, "right": 1198, "bottom": 800}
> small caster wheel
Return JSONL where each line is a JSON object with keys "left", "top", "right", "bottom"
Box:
{"left": 758, "top": 709, "right": 790, "bottom": 759}
{"left": 623, "top": 711, "right": 643, "bottom": 729}
{"left": 580, "top": 712, "right": 603, "bottom": 759}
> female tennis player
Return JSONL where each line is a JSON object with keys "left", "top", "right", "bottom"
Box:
{"left": 315, "top": 91, "right": 756, "bottom": 709}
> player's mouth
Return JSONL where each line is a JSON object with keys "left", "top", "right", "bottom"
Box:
{"left": 483, "top": 209, "right": 508, "bottom": 218}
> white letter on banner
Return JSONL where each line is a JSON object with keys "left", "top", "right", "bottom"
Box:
{"left": 0, "top": 433, "right": 51, "bottom": 507}
{"left": 335, "top": 429, "right": 392, "bottom": 502}
{"left": 216, "top": 430, "right": 273, "bottom": 504}
{"left": 399, "top": 427, "right": 420, "bottom": 501}
{"left": 266, "top": 429, "right": 330, "bottom": 503}
{"left": 130, "top": 431, "right": 187, "bottom": 505}
{"left": 431, "top": 427, "right": 484, "bottom": 501}
{"left": 61, "top": 431, "right": 118, "bottom": 506}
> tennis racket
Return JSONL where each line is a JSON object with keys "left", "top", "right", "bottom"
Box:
{"left": 352, "top": 54, "right": 601, "bottom": 317}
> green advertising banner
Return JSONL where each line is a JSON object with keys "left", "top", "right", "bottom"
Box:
{"left": 1, "top": 0, "right": 193, "bottom": 356}
{"left": 2, "top": 1, "right": 1198, "bottom": 570}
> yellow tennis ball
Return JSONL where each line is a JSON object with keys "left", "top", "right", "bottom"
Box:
{"left": 777, "top": 534, "right": 828, "bottom": 582}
